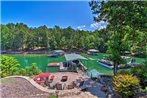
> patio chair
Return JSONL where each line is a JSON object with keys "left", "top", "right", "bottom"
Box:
{"left": 45, "top": 79, "right": 50, "bottom": 86}
{"left": 49, "top": 81, "right": 56, "bottom": 89}
{"left": 56, "top": 83, "right": 66, "bottom": 90}
{"left": 56, "top": 83, "right": 62, "bottom": 90}
{"left": 67, "top": 82, "right": 74, "bottom": 89}
{"left": 79, "top": 81, "right": 84, "bottom": 87}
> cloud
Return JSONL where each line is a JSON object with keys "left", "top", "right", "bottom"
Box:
{"left": 77, "top": 25, "right": 86, "bottom": 30}
{"left": 90, "top": 21, "right": 108, "bottom": 30}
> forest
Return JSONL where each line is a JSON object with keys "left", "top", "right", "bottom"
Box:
{"left": 1, "top": 1, "right": 147, "bottom": 57}
{"left": 1, "top": 22, "right": 146, "bottom": 57}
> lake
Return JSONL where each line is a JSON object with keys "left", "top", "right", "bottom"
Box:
{"left": 4, "top": 53, "right": 145, "bottom": 75}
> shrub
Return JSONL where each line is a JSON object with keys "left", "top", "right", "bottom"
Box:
{"left": 18, "top": 63, "right": 42, "bottom": 77}
{"left": 0, "top": 56, "right": 42, "bottom": 78}
{"left": 0, "top": 56, "right": 20, "bottom": 78}
{"left": 31, "top": 63, "right": 42, "bottom": 75}
{"left": 117, "top": 70, "right": 131, "bottom": 75}
{"left": 18, "top": 68, "right": 26, "bottom": 76}
{"left": 49, "top": 95, "right": 58, "bottom": 98}
{"left": 113, "top": 74, "right": 140, "bottom": 98}
{"left": 131, "top": 63, "right": 147, "bottom": 89}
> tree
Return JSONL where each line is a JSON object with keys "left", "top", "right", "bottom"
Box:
{"left": 49, "top": 35, "right": 57, "bottom": 49}
{"left": 1, "top": 23, "right": 103, "bottom": 51}
{"left": 1, "top": 25, "right": 11, "bottom": 49}
{"left": 89, "top": 0, "right": 147, "bottom": 74}
{"left": 89, "top": 1, "right": 147, "bottom": 29}
{"left": 25, "top": 28, "right": 37, "bottom": 49}
{"left": 0, "top": 56, "right": 20, "bottom": 78}
{"left": 107, "top": 31, "right": 124, "bottom": 74}
{"left": 59, "top": 36, "right": 66, "bottom": 49}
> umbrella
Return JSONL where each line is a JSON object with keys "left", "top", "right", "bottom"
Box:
{"left": 38, "top": 72, "right": 50, "bottom": 78}
{"left": 33, "top": 73, "right": 51, "bottom": 84}
{"left": 50, "top": 75, "right": 55, "bottom": 80}
{"left": 33, "top": 75, "right": 40, "bottom": 81}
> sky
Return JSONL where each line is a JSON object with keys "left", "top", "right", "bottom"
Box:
{"left": 1, "top": 1, "right": 106, "bottom": 31}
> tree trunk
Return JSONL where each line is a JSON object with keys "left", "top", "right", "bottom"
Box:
{"left": 113, "top": 63, "right": 117, "bottom": 75}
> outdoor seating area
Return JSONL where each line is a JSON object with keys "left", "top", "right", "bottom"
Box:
{"left": 33, "top": 72, "right": 55, "bottom": 84}
{"left": 34, "top": 72, "right": 88, "bottom": 90}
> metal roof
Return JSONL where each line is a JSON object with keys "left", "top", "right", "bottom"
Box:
{"left": 65, "top": 53, "right": 87, "bottom": 61}
{"left": 88, "top": 49, "right": 98, "bottom": 52}
{"left": 53, "top": 50, "right": 64, "bottom": 53}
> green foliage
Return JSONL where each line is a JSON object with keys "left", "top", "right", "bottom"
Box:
{"left": 1, "top": 23, "right": 110, "bottom": 52}
{"left": 107, "top": 32, "right": 124, "bottom": 74}
{"left": 0, "top": 56, "right": 20, "bottom": 78}
{"left": 131, "top": 62, "right": 147, "bottom": 89}
{"left": 89, "top": 1, "right": 147, "bottom": 74}
{"left": 113, "top": 74, "right": 140, "bottom": 98}
{"left": 48, "top": 94, "right": 58, "bottom": 98}
{"left": 90, "top": 1, "right": 147, "bottom": 29}
{"left": 117, "top": 70, "right": 131, "bottom": 75}
{"left": 18, "top": 63, "right": 42, "bottom": 77}
{"left": 0, "top": 56, "right": 41, "bottom": 77}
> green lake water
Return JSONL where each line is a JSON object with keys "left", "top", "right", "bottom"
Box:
{"left": 4, "top": 53, "right": 145, "bottom": 75}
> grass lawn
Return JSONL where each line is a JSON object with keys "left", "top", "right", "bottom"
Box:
{"left": 49, "top": 95, "right": 58, "bottom": 98}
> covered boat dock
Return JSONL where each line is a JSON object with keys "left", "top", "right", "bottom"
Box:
{"left": 63, "top": 54, "right": 88, "bottom": 72}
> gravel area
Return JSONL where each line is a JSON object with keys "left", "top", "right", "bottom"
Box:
{"left": 0, "top": 77, "right": 50, "bottom": 98}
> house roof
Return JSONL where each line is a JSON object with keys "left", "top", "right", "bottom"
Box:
{"left": 65, "top": 53, "right": 87, "bottom": 61}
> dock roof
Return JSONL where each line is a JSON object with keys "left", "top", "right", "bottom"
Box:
{"left": 65, "top": 54, "right": 87, "bottom": 61}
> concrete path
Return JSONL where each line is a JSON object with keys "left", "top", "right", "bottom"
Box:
{"left": 0, "top": 76, "right": 56, "bottom": 93}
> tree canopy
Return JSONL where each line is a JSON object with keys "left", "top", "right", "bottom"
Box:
{"left": 1, "top": 23, "right": 109, "bottom": 52}
{"left": 89, "top": 0, "right": 147, "bottom": 74}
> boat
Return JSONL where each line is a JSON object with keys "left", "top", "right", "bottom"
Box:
{"left": 87, "top": 49, "right": 99, "bottom": 55}
{"left": 127, "top": 62, "right": 140, "bottom": 67}
{"left": 98, "top": 58, "right": 139, "bottom": 70}
{"left": 98, "top": 59, "right": 114, "bottom": 69}
{"left": 48, "top": 50, "right": 65, "bottom": 57}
